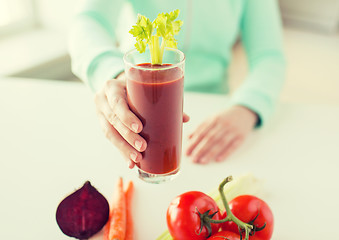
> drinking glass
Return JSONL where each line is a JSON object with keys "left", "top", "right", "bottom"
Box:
{"left": 123, "top": 48, "right": 185, "bottom": 183}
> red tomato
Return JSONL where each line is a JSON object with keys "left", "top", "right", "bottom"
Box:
{"left": 207, "top": 231, "right": 242, "bottom": 240}
{"left": 207, "top": 231, "right": 262, "bottom": 240}
{"left": 222, "top": 195, "right": 274, "bottom": 240}
{"left": 167, "top": 191, "right": 222, "bottom": 240}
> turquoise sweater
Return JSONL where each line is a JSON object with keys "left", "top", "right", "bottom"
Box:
{"left": 69, "top": 0, "right": 286, "bottom": 127}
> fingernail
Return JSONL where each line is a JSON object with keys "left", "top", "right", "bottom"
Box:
{"left": 135, "top": 140, "right": 143, "bottom": 151}
{"left": 130, "top": 152, "right": 137, "bottom": 162}
{"left": 131, "top": 123, "right": 139, "bottom": 133}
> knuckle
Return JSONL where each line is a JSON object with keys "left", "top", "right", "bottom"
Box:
{"left": 116, "top": 79, "right": 126, "bottom": 87}
{"left": 204, "top": 134, "right": 215, "bottom": 142}
{"left": 109, "top": 113, "right": 119, "bottom": 126}
{"left": 110, "top": 95, "right": 122, "bottom": 111}
{"left": 119, "top": 111, "right": 132, "bottom": 126}
{"left": 120, "top": 125, "right": 131, "bottom": 138}
{"left": 116, "top": 96, "right": 125, "bottom": 106}
{"left": 104, "top": 79, "right": 114, "bottom": 88}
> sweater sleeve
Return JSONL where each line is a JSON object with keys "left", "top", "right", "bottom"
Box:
{"left": 69, "top": 0, "right": 125, "bottom": 92}
{"left": 229, "top": 0, "right": 286, "bottom": 127}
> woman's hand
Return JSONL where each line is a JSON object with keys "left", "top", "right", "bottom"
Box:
{"left": 94, "top": 76, "right": 190, "bottom": 169}
{"left": 186, "top": 105, "right": 258, "bottom": 164}
{"left": 94, "top": 77, "right": 147, "bottom": 169}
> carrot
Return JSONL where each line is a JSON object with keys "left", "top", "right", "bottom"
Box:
{"left": 103, "top": 188, "right": 115, "bottom": 240}
{"left": 124, "top": 181, "right": 134, "bottom": 240}
{"left": 103, "top": 219, "right": 111, "bottom": 240}
{"left": 108, "top": 177, "right": 126, "bottom": 240}
{"left": 103, "top": 207, "right": 113, "bottom": 240}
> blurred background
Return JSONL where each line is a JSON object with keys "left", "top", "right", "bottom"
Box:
{"left": 0, "top": 0, "right": 338, "bottom": 104}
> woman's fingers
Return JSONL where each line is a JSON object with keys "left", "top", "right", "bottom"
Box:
{"left": 185, "top": 106, "right": 257, "bottom": 164}
{"left": 186, "top": 119, "right": 224, "bottom": 156}
{"left": 94, "top": 80, "right": 147, "bottom": 168}
{"left": 128, "top": 160, "right": 136, "bottom": 169}
{"left": 97, "top": 94, "right": 147, "bottom": 152}
{"left": 187, "top": 125, "right": 221, "bottom": 163}
{"left": 97, "top": 113, "right": 142, "bottom": 166}
{"left": 183, "top": 113, "right": 190, "bottom": 123}
{"left": 189, "top": 136, "right": 214, "bottom": 164}
{"left": 104, "top": 80, "right": 143, "bottom": 133}
{"left": 201, "top": 133, "right": 238, "bottom": 163}
{"left": 188, "top": 118, "right": 212, "bottom": 141}
{"left": 215, "top": 137, "right": 243, "bottom": 162}
{"left": 189, "top": 126, "right": 236, "bottom": 164}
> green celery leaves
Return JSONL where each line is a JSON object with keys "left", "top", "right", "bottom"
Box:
{"left": 129, "top": 9, "right": 183, "bottom": 65}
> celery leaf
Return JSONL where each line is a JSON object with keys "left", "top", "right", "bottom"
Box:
{"left": 129, "top": 14, "right": 153, "bottom": 53}
{"left": 129, "top": 10, "right": 183, "bottom": 64}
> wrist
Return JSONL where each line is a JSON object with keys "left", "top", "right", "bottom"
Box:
{"left": 233, "top": 105, "right": 259, "bottom": 128}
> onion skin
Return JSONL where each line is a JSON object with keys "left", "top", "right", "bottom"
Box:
{"left": 56, "top": 181, "right": 109, "bottom": 239}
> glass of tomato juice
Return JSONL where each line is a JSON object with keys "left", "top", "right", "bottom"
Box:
{"left": 123, "top": 48, "right": 185, "bottom": 184}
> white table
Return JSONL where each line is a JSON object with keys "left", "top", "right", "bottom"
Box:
{"left": 1, "top": 77, "right": 338, "bottom": 240}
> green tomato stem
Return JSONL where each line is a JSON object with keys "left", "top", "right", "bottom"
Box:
{"left": 206, "top": 176, "right": 253, "bottom": 240}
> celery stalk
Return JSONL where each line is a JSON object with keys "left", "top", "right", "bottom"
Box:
{"left": 151, "top": 36, "right": 162, "bottom": 65}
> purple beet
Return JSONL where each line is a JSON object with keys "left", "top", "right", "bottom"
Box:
{"left": 56, "top": 181, "right": 109, "bottom": 239}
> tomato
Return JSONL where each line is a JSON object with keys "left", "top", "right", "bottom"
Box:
{"left": 207, "top": 230, "right": 242, "bottom": 240}
{"left": 222, "top": 195, "right": 274, "bottom": 240}
{"left": 167, "top": 191, "right": 222, "bottom": 240}
{"left": 207, "top": 230, "right": 263, "bottom": 240}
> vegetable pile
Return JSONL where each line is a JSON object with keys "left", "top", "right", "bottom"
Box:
{"left": 129, "top": 9, "right": 183, "bottom": 65}
{"left": 55, "top": 175, "right": 271, "bottom": 239}
{"left": 55, "top": 179, "right": 135, "bottom": 240}
{"left": 159, "top": 175, "right": 274, "bottom": 240}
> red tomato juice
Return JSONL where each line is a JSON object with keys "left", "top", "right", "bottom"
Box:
{"left": 126, "top": 63, "right": 184, "bottom": 174}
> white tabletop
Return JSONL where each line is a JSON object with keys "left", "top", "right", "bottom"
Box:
{"left": 0, "top": 77, "right": 338, "bottom": 240}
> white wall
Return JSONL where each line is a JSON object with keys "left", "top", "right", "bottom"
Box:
{"left": 35, "top": 0, "right": 78, "bottom": 32}
{"left": 35, "top": 0, "right": 339, "bottom": 34}
{"left": 279, "top": 0, "right": 339, "bottom": 32}
{"left": 20, "top": 0, "right": 135, "bottom": 80}
{"left": 34, "top": 0, "right": 135, "bottom": 51}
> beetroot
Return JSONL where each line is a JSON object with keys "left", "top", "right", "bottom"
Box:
{"left": 56, "top": 181, "right": 109, "bottom": 239}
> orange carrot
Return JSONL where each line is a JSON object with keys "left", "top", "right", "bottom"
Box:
{"left": 103, "top": 219, "right": 111, "bottom": 240}
{"left": 103, "top": 208, "right": 113, "bottom": 240}
{"left": 108, "top": 177, "right": 126, "bottom": 240}
{"left": 103, "top": 187, "right": 115, "bottom": 240}
{"left": 124, "top": 181, "right": 134, "bottom": 240}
